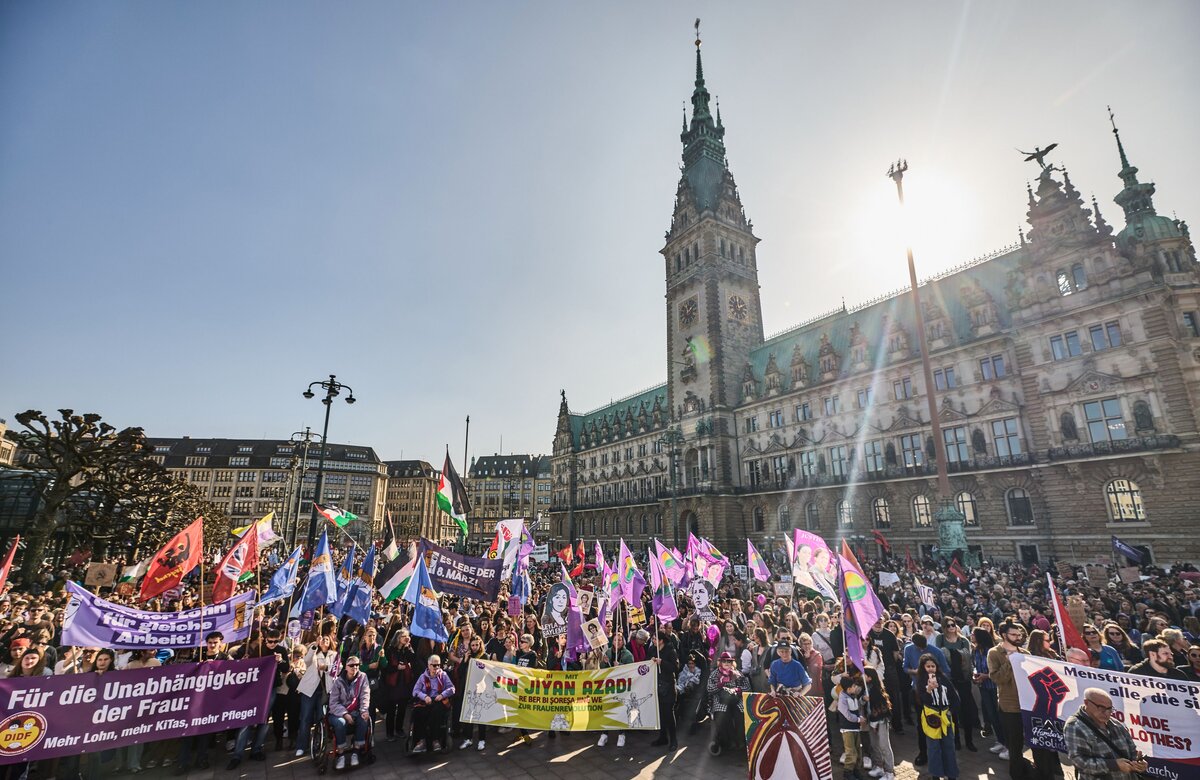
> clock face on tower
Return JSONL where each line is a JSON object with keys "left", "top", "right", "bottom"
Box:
{"left": 728, "top": 294, "right": 749, "bottom": 322}
{"left": 679, "top": 297, "right": 699, "bottom": 327}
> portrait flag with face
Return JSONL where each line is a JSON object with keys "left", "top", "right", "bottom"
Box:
{"left": 140, "top": 517, "right": 204, "bottom": 601}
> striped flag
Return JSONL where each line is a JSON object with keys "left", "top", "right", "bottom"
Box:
{"left": 377, "top": 541, "right": 418, "bottom": 603}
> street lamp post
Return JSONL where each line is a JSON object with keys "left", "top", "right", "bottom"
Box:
{"left": 659, "top": 426, "right": 686, "bottom": 549}
{"left": 286, "top": 427, "right": 317, "bottom": 546}
{"left": 301, "top": 375, "right": 356, "bottom": 551}
{"left": 887, "top": 161, "right": 970, "bottom": 564}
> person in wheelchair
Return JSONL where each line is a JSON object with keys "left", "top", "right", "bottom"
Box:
{"left": 328, "top": 655, "right": 371, "bottom": 769}
{"left": 768, "top": 641, "right": 813, "bottom": 697}
{"left": 706, "top": 651, "right": 750, "bottom": 755}
{"left": 411, "top": 654, "right": 455, "bottom": 754}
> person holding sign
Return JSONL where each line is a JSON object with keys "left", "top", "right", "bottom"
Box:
{"left": 1063, "top": 689, "right": 1146, "bottom": 780}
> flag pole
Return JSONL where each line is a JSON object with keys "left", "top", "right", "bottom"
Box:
{"left": 198, "top": 552, "right": 207, "bottom": 660}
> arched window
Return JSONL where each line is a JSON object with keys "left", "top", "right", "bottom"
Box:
{"left": 590, "top": 518, "right": 597, "bottom": 535}
{"left": 837, "top": 499, "right": 853, "bottom": 527}
{"left": 640, "top": 514, "right": 649, "bottom": 535}
{"left": 911, "top": 495, "right": 932, "bottom": 527}
{"left": 1106, "top": 479, "right": 1146, "bottom": 522}
{"left": 1005, "top": 487, "right": 1034, "bottom": 526}
{"left": 872, "top": 497, "right": 891, "bottom": 529}
{"left": 956, "top": 491, "right": 979, "bottom": 527}
{"left": 601, "top": 517, "right": 608, "bottom": 535}
{"left": 778, "top": 505, "right": 791, "bottom": 530}
{"left": 805, "top": 502, "right": 820, "bottom": 530}
{"left": 752, "top": 506, "right": 765, "bottom": 532}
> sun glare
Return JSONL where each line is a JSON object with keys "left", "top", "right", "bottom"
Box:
{"left": 849, "top": 167, "right": 982, "bottom": 289}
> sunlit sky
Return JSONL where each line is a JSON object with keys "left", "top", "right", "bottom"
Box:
{"left": 3, "top": 2, "right": 1198, "bottom": 468}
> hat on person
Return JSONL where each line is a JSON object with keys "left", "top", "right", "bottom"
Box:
{"left": 9, "top": 638, "right": 30, "bottom": 651}
{"left": 1032, "top": 615, "right": 1051, "bottom": 631}
{"left": 718, "top": 651, "right": 735, "bottom": 661}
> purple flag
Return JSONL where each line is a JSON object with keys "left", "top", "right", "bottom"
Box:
{"left": 617, "top": 539, "right": 646, "bottom": 606}
{"left": 560, "top": 562, "right": 588, "bottom": 661}
{"left": 648, "top": 546, "right": 679, "bottom": 622}
{"left": 747, "top": 539, "right": 771, "bottom": 581}
{"left": 654, "top": 540, "right": 686, "bottom": 587}
{"left": 594, "top": 541, "right": 607, "bottom": 575}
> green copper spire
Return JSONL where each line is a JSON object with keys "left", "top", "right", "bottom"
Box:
{"left": 679, "top": 19, "right": 728, "bottom": 212}
{"left": 1107, "top": 106, "right": 1158, "bottom": 223}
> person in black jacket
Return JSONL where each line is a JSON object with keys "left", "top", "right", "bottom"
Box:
{"left": 650, "top": 632, "right": 679, "bottom": 750}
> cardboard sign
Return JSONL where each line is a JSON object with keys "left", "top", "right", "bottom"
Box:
{"left": 626, "top": 605, "right": 646, "bottom": 626}
{"left": 1055, "top": 561, "right": 1074, "bottom": 580}
{"left": 774, "top": 582, "right": 793, "bottom": 597}
{"left": 1084, "top": 564, "right": 1109, "bottom": 583}
{"left": 1118, "top": 566, "right": 1141, "bottom": 584}
{"left": 84, "top": 563, "right": 118, "bottom": 587}
{"left": 734, "top": 564, "right": 748, "bottom": 579}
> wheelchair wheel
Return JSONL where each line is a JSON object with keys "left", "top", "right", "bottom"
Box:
{"left": 311, "top": 722, "right": 329, "bottom": 775}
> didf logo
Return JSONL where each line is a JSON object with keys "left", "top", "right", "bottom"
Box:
{"left": 0, "top": 712, "right": 47, "bottom": 758}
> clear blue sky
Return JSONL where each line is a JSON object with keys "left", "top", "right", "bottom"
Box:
{"left": 3, "top": 1, "right": 1197, "bottom": 467}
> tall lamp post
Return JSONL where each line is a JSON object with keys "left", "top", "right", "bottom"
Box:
{"left": 286, "top": 427, "right": 317, "bottom": 546}
{"left": 659, "top": 426, "right": 686, "bottom": 549}
{"left": 301, "top": 375, "right": 356, "bottom": 551}
{"left": 887, "top": 161, "right": 970, "bottom": 564}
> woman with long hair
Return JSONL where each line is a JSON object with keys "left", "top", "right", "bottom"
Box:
{"left": 971, "top": 626, "right": 1005, "bottom": 758}
{"left": 1080, "top": 623, "right": 1124, "bottom": 671}
{"left": 916, "top": 654, "right": 959, "bottom": 780}
{"left": 1025, "top": 630, "right": 1063, "bottom": 780}
{"left": 379, "top": 629, "right": 418, "bottom": 743}
{"left": 863, "top": 666, "right": 895, "bottom": 780}
{"left": 1102, "top": 622, "right": 1143, "bottom": 668}
{"left": 1026, "top": 629, "right": 1057, "bottom": 660}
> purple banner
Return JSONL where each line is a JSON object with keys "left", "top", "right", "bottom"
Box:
{"left": 62, "top": 581, "right": 254, "bottom": 649}
{"left": 418, "top": 540, "right": 503, "bottom": 601}
{"left": 0, "top": 657, "right": 275, "bottom": 764}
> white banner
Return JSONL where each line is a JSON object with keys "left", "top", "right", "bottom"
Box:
{"left": 1011, "top": 653, "right": 1200, "bottom": 780}
{"left": 461, "top": 659, "right": 659, "bottom": 732}
{"left": 530, "top": 543, "right": 549, "bottom": 563}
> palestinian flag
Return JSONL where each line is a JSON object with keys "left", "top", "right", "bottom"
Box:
{"left": 437, "top": 453, "right": 471, "bottom": 536}
{"left": 377, "top": 541, "right": 418, "bottom": 603}
{"left": 314, "top": 502, "right": 357, "bottom": 527}
{"left": 119, "top": 557, "right": 150, "bottom": 586}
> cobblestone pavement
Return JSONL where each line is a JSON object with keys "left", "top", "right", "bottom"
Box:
{"left": 123, "top": 723, "right": 1077, "bottom": 780}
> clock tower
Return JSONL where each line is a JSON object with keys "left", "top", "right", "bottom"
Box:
{"left": 662, "top": 29, "right": 762, "bottom": 489}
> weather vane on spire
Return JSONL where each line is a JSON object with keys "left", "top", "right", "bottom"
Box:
{"left": 1107, "top": 105, "right": 1118, "bottom": 132}
{"left": 695, "top": 17, "right": 701, "bottom": 48}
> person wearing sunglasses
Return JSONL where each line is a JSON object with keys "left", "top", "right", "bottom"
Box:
{"left": 328, "top": 655, "right": 371, "bottom": 769}
{"left": 1179, "top": 645, "right": 1200, "bottom": 682}
{"left": 411, "top": 655, "right": 455, "bottom": 754}
{"left": 1063, "top": 688, "right": 1146, "bottom": 780}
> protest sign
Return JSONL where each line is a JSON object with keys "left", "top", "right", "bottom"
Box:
{"left": 418, "top": 540, "right": 503, "bottom": 601}
{"left": 576, "top": 589, "right": 595, "bottom": 618}
{"left": 627, "top": 605, "right": 646, "bottom": 626}
{"left": 743, "top": 693, "right": 832, "bottom": 780}
{"left": 878, "top": 571, "right": 900, "bottom": 588}
{"left": 0, "top": 657, "right": 274, "bottom": 765}
{"left": 1118, "top": 566, "right": 1142, "bottom": 584}
{"left": 461, "top": 659, "right": 658, "bottom": 731}
{"left": 1084, "top": 564, "right": 1109, "bottom": 583}
{"left": 1010, "top": 653, "right": 1200, "bottom": 780}
{"left": 1056, "top": 560, "right": 1074, "bottom": 580}
{"left": 62, "top": 582, "right": 253, "bottom": 650}
{"left": 541, "top": 582, "right": 571, "bottom": 639}
{"left": 530, "top": 544, "right": 549, "bottom": 562}
{"left": 774, "top": 582, "right": 793, "bottom": 597}
{"left": 792, "top": 530, "right": 837, "bottom": 599}
{"left": 84, "top": 563, "right": 118, "bottom": 588}
{"left": 734, "top": 564, "right": 748, "bottom": 580}
{"left": 582, "top": 619, "right": 607, "bottom": 649}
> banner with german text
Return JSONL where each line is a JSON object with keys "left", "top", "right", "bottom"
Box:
{"left": 460, "top": 659, "right": 658, "bottom": 731}
{"left": 0, "top": 658, "right": 275, "bottom": 764}
{"left": 1011, "top": 653, "right": 1200, "bottom": 780}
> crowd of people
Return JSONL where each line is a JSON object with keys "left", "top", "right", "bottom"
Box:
{"left": 1, "top": 540, "right": 1199, "bottom": 780}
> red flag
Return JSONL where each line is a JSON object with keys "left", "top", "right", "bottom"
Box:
{"left": 212, "top": 524, "right": 259, "bottom": 603}
{"left": 0, "top": 536, "right": 19, "bottom": 594}
{"left": 575, "top": 540, "right": 585, "bottom": 564}
{"left": 570, "top": 558, "right": 584, "bottom": 578}
{"left": 905, "top": 548, "right": 918, "bottom": 573}
{"left": 871, "top": 530, "right": 891, "bottom": 554}
{"left": 556, "top": 545, "right": 573, "bottom": 565}
{"left": 1047, "top": 573, "right": 1087, "bottom": 655}
{"left": 140, "top": 518, "right": 204, "bottom": 601}
{"left": 948, "top": 558, "right": 968, "bottom": 584}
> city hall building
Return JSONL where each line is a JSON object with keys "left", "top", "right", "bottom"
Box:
{"left": 548, "top": 39, "right": 1200, "bottom": 565}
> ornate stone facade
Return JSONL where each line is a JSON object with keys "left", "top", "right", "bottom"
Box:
{"left": 549, "top": 41, "right": 1200, "bottom": 564}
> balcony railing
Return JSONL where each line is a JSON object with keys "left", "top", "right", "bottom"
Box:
{"left": 1046, "top": 434, "right": 1180, "bottom": 461}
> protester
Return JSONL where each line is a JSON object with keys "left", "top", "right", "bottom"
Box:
{"left": 916, "top": 654, "right": 960, "bottom": 780}
{"left": 327, "top": 655, "right": 371, "bottom": 769}
{"left": 1063, "top": 689, "right": 1147, "bottom": 780}
{"left": 411, "top": 654, "right": 454, "bottom": 754}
